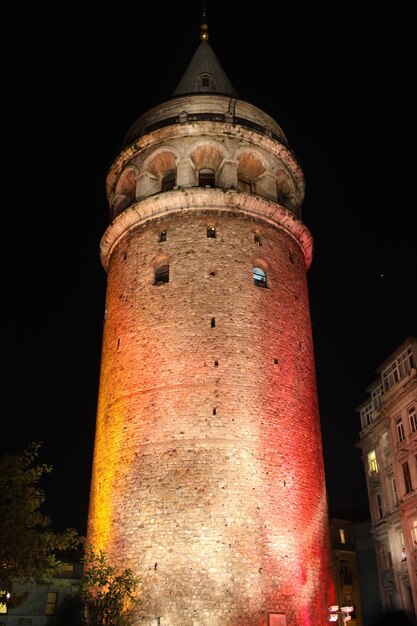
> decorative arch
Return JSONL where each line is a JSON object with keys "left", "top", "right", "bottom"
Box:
{"left": 112, "top": 166, "right": 138, "bottom": 216}
{"left": 141, "top": 148, "right": 179, "bottom": 195}
{"left": 236, "top": 149, "right": 266, "bottom": 193}
{"left": 276, "top": 168, "right": 299, "bottom": 214}
{"left": 189, "top": 142, "right": 225, "bottom": 172}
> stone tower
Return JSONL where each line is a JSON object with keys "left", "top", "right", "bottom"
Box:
{"left": 87, "top": 14, "right": 334, "bottom": 626}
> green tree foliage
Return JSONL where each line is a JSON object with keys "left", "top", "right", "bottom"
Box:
{"left": 0, "top": 442, "right": 83, "bottom": 608}
{"left": 79, "top": 546, "right": 140, "bottom": 626}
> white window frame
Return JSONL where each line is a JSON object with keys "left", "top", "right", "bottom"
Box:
{"left": 396, "top": 416, "right": 405, "bottom": 442}
{"left": 382, "top": 345, "right": 414, "bottom": 391}
{"left": 408, "top": 404, "right": 417, "bottom": 433}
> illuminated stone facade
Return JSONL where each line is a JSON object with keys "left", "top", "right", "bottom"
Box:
{"left": 356, "top": 337, "right": 417, "bottom": 618}
{"left": 87, "top": 38, "right": 333, "bottom": 625}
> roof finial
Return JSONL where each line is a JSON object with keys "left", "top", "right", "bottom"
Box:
{"left": 200, "top": 1, "right": 209, "bottom": 41}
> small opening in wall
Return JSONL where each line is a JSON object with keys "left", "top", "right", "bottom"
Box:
{"left": 211, "top": 317, "right": 216, "bottom": 328}
{"left": 289, "top": 248, "right": 295, "bottom": 264}
{"left": 210, "top": 271, "right": 216, "bottom": 276}
{"left": 274, "top": 358, "right": 279, "bottom": 365}
{"left": 214, "top": 360, "right": 219, "bottom": 367}
{"left": 160, "top": 230, "right": 167, "bottom": 242}
{"left": 122, "top": 251, "right": 128, "bottom": 260}
{"left": 117, "top": 338, "right": 120, "bottom": 350}
{"left": 254, "top": 233, "right": 262, "bottom": 245}
{"left": 213, "top": 408, "right": 217, "bottom": 415}
{"left": 207, "top": 225, "right": 216, "bottom": 238}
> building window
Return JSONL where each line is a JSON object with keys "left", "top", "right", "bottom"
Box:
{"left": 408, "top": 405, "right": 417, "bottom": 433}
{"left": 339, "top": 529, "right": 346, "bottom": 544}
{"left": 376, "top": 493, "right": 384, "bottom": 519}
{"left": 207, "top": 226, "right": 216, "bottom": 238}
{"left": 360, "top": 402, "right": 373, "bottom": 428}
{"left": 403, "top": 461, "right": 412, "bottom": 493}
{"left": 396, "top": 417, "right": 405, "bottom": 442}
{"left": 254, "top": 233, "right": 262, "bottom": 245}
{"left": 253, "top": 266, "right": 267, "bottom": 287}
{"left": 371, "top": 383, "right": 384, "bottom": 412}
{"left": 381, "top": 344, "right": 415, "bottom": 391}
{"left": 368, "top": 450, "right": 378, "bottom": 474}
{"left": 161, "top": 170, "right": 176, "bottom": 191}
{"left": 392, "top": 477, "right": 398, "bottom": 505}
{"left": 45, "top": 592, "right": 58, "bottom": 615}
{"left": 0, "top": 600, "right": 7, "bottom": 614}
{"left": 201, "top": 74, "right": 210, "bottom": 87}
{"left": 340, "top": 560, "right": 352, "bottom": 585}
{"left": 238, "top": 173, "right": 253, "bottom": 193}
{"left": 199, "top": 168, "right": 215, "bottom": 187}
{"left": 155, "top": 264, "right": 169, "bottom": 284}
{"left": 411, "top": 520, "right": 417, "bottom": 547}
{"left": 159, "top": 230, "right": 167, "bottom": 242}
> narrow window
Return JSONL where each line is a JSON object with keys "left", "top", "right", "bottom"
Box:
{"left": 396, "top": 417, "right": 405, "bottom": 442}
{"left": 160, "top": 230, "right": 167, "bottom": 242}
{"left": 0, "top": 598, "right": 7, "bottom": 614}
{"left": 253, "top": 266, "right": 267, "bottom": 287}
{"left": 408, "top": 405, "right": 417, "bottom": 432}
{"left": 274, "top": 358, "right": 279, "bottom": 365}
{"left": 367, "top": 449, "right": 378, "bottom": 474}
{"left": 392, "top": 477, "right": 398, "bottom": 505}
{"left": 254, "top": 233, "right": 262, "bottom": 245}
{"left": 161, "top": 170, "right": 176, "bottom": 192}
{"left": 412, "top": 520, "right": 417, "bottom": 545}
{"left": 213, "top": 408, "right": 217, "bottom": 415}
{"left": 214, "top": 360, "right": 219, "bottom": 367}
{"left": 340, "top": 560, "right": 352, "bottom": 585}
{"left": 199, "top": 168, "right": 215, "bottom": 187}
{"left": 339, "top": 528, "right": 346, "bottom": 544}
{"left": 403, "top": 461, "right": 412, "bottom": 493}
{"left": 207, "top": 226, "right": 216, "bottom": 238}
{"left": 45, "top": 592, "right": 58, "bottom": 615}
{"left": 155, "top": 264, "right": 169, "bottom": 284}
{"left": 238, "top": 174, "right": 253, "bottom": 193}
{"left": 211, "top": 317, "right": 215, "bottom": 328}
{"left": 376, "top": 493, "right": 383, "bottom": 519}
{"left": 201, "top": 74, "right": 210, "bottom": 87}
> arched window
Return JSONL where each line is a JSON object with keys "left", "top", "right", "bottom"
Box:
{"left": 159, "top": 230, "right": 167, "bottom": 242}
{"left": 238, "top": 173, "right": 253, "bottom": 193}
{"left": 207, "top": 226, "right": 216, "bottom": 238}
{"left": 155, "top": 264, "right": 169, "bottom": 284}
{"left": 162, "top": 170, "right": 176, "bottom": 192}
{"left": 253, "top": 266, "right": 267, "bottom": 287}
{"left": 199, "top": 168, "right": 215, "bottom": 188}
{"left": 254, "top": 233, "right": 262, "bottom": 245}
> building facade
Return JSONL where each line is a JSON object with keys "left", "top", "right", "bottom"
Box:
{"left": 0, "top": 561, "right": 82, "bottom": 626}
{"left": 356, "top": 337, "right": 417, "bottom": 618}
{"left": 329, "top": 518, "right": 363, "bottom": 626}
{"left": 86, "top": 18, "right": 334, "bottom": 626}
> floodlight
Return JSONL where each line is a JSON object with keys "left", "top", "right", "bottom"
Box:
{"left": 329, "top": 606, "right": 339, "bottom": 612}
{"left": 329, "top": 615, "right": 338, "bottom": 622}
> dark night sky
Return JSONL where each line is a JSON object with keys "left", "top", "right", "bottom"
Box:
{"left": 1, "top": 1, "right": 416, "bottom": 535}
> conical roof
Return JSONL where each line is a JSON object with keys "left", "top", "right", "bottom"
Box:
{"left": 173, "top": 41, "right": 238, "bottom": 97}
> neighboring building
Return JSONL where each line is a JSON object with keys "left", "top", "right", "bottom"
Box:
{"left": 356, "top": 337, "right": 417, "bottom": 619}
{"left": 329, "top": 517, "right": 363, "bottom": 626}
{"left": 0, "top": 561, "right": 83, "bottom": 625}
{"left": 355, "top": 518, "right": 384, "bottom": 626}
{"left": 86, "top": 10, "right": 334, "bottom": 626}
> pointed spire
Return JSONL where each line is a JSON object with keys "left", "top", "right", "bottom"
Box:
{"left": 200, "top": 1, "right": 209, "bottom": 41}
{"left": 173, "top": 3, "right": 238, "bottom": 98}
